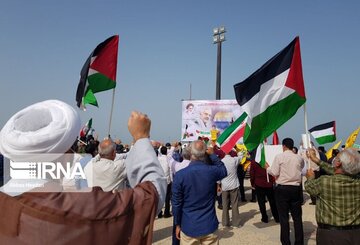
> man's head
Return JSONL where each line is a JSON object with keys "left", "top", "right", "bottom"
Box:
{"left": 186, "top": 103, "right": 194, "bottom": 112}
{"left": 318, "top": 146, "right": 325, "bottom": 153}
{"left": 332, "top": 149, "right": 340, "bottom": 157}
{"left": 98, "top": 139, "right": 116, "bottom": 160}
{"left": 182, "top": 146, "right": 191, "bottom": 160}
{"left": 333, "top": 148, "right": 360, "bottom": 175}
{"left": 86, "top": 140, "right": 99, "bottom": 157}
{"left": 200, "top": 108, "right": 212, "bottom": 123}
{"left": 160, "top": 146, "right": 167, "bottom": 155}
{"left": 190, "top": 140, "right": 207, "bottom": 162}
{"left": 0, "top": 100, "right": 81, "bottom": 160}
{"left": 292, "top": 146, "right": 298, "bottom": 154}
{"left": 282, "top": 138, "right": 294, "bottom": 151}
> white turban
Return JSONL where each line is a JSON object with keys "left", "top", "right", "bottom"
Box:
{"left": 0, "top": 100, "right": 81, "bottom": 159}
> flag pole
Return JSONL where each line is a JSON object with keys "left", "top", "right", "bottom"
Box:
{"left": 303, "top": 104, "right": 311, "bottom": 169}
{"left": 107, "top": 89, "right": 116, "bottom": 137}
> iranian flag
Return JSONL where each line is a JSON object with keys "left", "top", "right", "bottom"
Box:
{"left": 309, "top": 121, "right": 336, "bottom": 145}
{"left": 217, "top": 112, "right": 248, "bottom": 154}
{"left": 80, "top": 118, "right": 93, "bottom": 138}
{"left": 234, "top": 37, "right": 306, "bottom": 151}
{"left": 76, "top": 35, "right": 119, "bottom": 109}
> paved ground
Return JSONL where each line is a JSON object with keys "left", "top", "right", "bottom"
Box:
{"left": 153, "top": 179, "right": 317, "bottom": 245}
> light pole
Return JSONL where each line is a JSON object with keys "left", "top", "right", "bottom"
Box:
{"left": 213, "top": 26, "right": 226, "bottom": 100}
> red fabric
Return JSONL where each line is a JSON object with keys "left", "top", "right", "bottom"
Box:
{"left": 249, "top": 160, "right": 275, "bottom": 188}
{"left": 272, "top": 131, "right": 279, "bottom": 145}
{"left": 285, "top": 36, "right": 306, "bottom": 98}
{"left": 90, "top": 35, "right": 119, "bottom": 81}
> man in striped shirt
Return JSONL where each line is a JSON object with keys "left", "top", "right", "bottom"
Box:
{"left": 305, "top": 148, "right": 360, "bottom": 245}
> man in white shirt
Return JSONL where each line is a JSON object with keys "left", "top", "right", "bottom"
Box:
{"left": 158, "top": 146, "right": 172, "bottom": 218}
{"left": 266, "top": 138, "right": 304, "bottom": 245}
{"left": 84, "top": 139, "right": 127, "bottom": 191}
{"left": 219, "top": 150, "right": 241, "bottom": 227}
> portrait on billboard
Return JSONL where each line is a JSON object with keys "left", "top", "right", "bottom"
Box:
{"left": 181, "top": 100, "right": 243, "bottom": 142}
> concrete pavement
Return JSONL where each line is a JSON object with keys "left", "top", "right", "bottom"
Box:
{"left": 152, "top": 179, "right": 317, "bottom": 244}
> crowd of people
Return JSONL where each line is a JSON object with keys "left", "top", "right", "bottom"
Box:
{"left": 0, "top": 99, "right": 360, "bottom": 245}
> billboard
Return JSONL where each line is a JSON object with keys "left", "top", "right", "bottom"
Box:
{"left": 181, "top": 99, "right": 243, "bottom": 142}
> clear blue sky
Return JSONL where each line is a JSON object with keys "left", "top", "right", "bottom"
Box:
{"left": 1, "top": 0, "right": 359, "bottom": 148}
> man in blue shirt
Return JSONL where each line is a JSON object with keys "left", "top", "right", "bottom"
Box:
{"left": 172, "top": 140, "right": 227, "bottom": 244}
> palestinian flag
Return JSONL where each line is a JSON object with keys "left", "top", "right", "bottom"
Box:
{"left": 76, "top": 35, "right": 119, "bottom": 109}
{"left": 217, "top": 112, "right": 248, "bottom": 154}
{"left": 255, "top": 143, "right": 266, "bottom": 167}
{"left": 309, "top": 121, "right": 336, "bottom": 145}
{"left": 234, "top": 37, "right": 306, "bottom": 151}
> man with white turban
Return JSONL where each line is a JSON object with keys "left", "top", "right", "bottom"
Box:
{"left": 0, "top": 100, "right": 167, "bottom": 244}
{"left": 0, "top": 100, "right": 82, "bottom": 194}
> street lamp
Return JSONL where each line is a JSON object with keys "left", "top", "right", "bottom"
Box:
{"left": 213, "top": 26, "right": 226, "bottom": 100}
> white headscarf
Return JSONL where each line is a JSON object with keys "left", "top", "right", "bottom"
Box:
{"left": 0, "top": 100, "right": 81, "bottom": 160}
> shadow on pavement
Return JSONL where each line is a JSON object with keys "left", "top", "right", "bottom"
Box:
{"left": 288, "top": 220, "right": 317, "bottom": 245}
{"left": 253, "top": 220, "right": 279, "bottom": 228}
{"left": 152, "top": 225, "right": 173, "bottom": 243}
{"left": 239, "top": 209, "right": 259, "bottom": 226}
{"left": 218, "top": 226, "right": 235, "bottom": 240}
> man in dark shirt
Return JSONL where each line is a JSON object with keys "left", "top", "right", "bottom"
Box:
{"left": 250, "top": 157, "right": 279, "bottom": 223}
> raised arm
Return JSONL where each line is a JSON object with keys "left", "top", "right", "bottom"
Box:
{"left": 307, "top": 148, "right": 334, "bottom": 175}
{"left": 125, "top": 111, "right": 167, "bottom": 213}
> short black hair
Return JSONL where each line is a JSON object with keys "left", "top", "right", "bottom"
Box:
{"left": 160, "top": 146, "right": 167, "bottom": 155}
{"left": 293, "top": 146, "right": 298, "bottom": 154}
{"left": 318, "top": 146, "right": 325, "bottom": 152}
{"left": 282, "top": 138, "right": 294, "bottom": 150}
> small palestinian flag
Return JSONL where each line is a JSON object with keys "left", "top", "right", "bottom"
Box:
{"left": 76, "top": 35, "right": 119, "bottom": 109}
{"left": 309, "top": 121, "right": 336, "bottom": 145}
{"left": 234, "top": 36, "right": 306, "bottom": 151}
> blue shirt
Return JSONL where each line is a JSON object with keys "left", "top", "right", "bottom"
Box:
{"left": 172, "top": 154, "right": 227, "bottom": 237}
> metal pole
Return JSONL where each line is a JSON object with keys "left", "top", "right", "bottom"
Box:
{"left": 190, "top": 83, "right": 192, "bottom": 100}
{"left": 303, "top": 103, "right": 311, "bottom": 169}
{"left": 107, "top": 89, "right": 116, "bottom": 137}
{"left": 216, "top": 42, "right": 222, "bottom": 100}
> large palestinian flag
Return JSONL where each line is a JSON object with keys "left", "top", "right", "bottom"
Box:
{"left": 76, "top": 35, "right": 119, "bottom": 108}
{"left": 309, "top": 121, "right": 336, "bottom": 145}
{"left": 234, "top": 37, "right": 306, "bottom": 151}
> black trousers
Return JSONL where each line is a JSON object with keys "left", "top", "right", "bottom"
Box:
{"left": 317, "top": 227, "right": 360, "bottom": 245}
{"left": 237, "top": 164, "right": 246, "bottom": 201}
{"left": 275, "top": 185, "right": 304, "bottom": 245}
{"left": 164, "top": 183, "right": 172, "bottom": 215}
{"left": 255, "top": 186, "right": 279, "bottom": 221}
